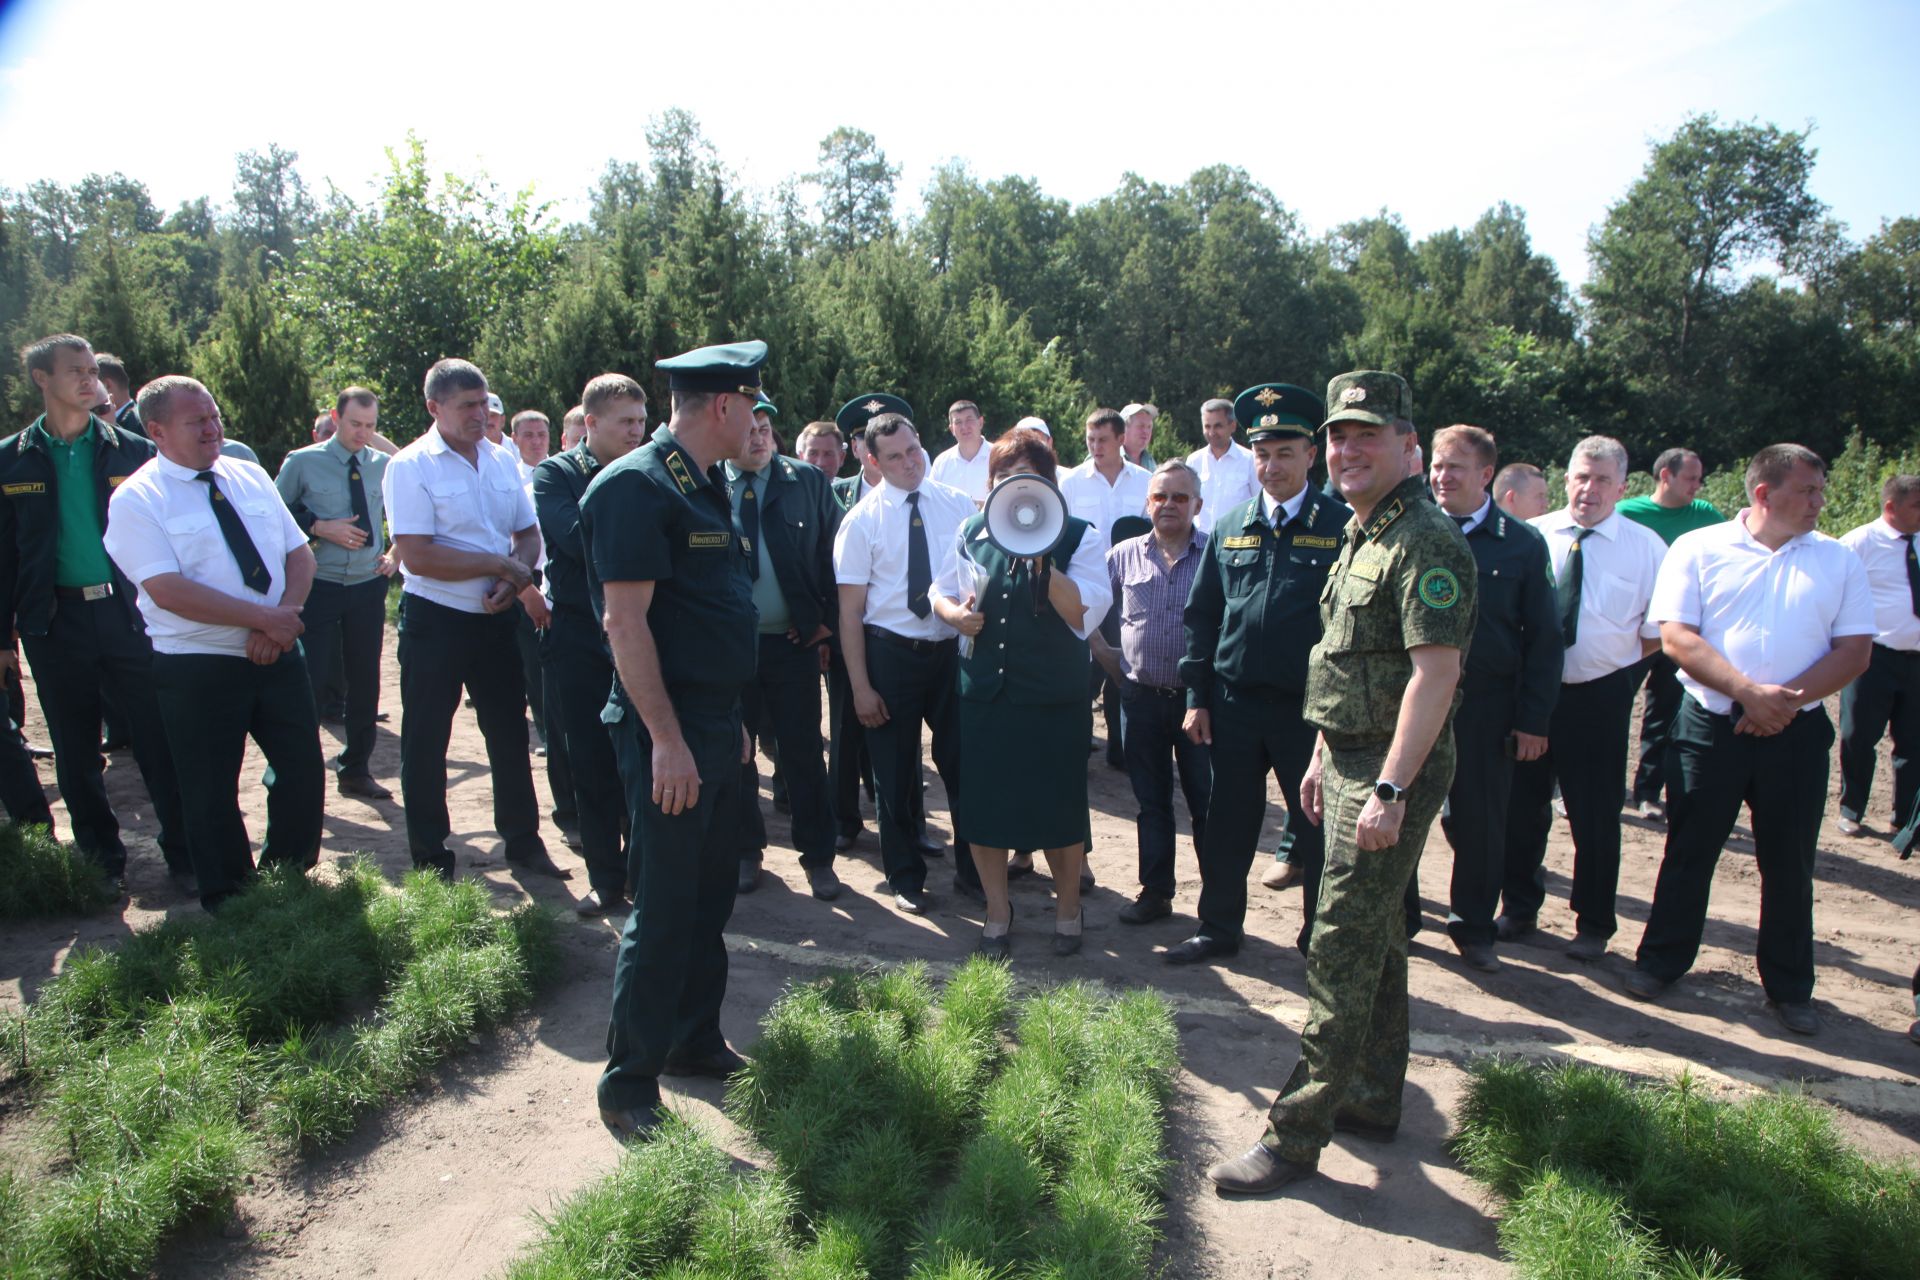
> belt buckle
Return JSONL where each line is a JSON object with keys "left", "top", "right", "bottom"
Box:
{"left": 81, "top": 583, "right": 111, "bottom": 602}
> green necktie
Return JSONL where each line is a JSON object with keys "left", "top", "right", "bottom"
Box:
{"left": 907, "top": 490, "right": 932, "bottom": 618}
{"left": 737, "top": 476, "right": 760, "bottom": 581}
{"left": 196, "top": 471, "right": 272, "bottom": 593}
{"left": 1556, "top": 527, "right": 1594, "bottom": 648}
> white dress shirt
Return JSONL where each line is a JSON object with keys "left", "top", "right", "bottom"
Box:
{"left": 1187, "top": 441, "right": 1258, "bottom": 533}
{"left": 386, "top": 425, "right": 538, "bottom": 613}
{"left": 1260, "top": 484, "right": 1309, "bottom": 530}
{"left": 1060, "top": 458, "right": 1151, "bottom": 538}
{"left": 931, "top": 442, "right": 991, "bottom": 504}
{"left": 833, "top": 477, "right": 976, "bottom": 640}
{"left": 1449, "top": 496, "right": 1493, "bottom": 536}
{"left": 1839, "top": 517, "right": 1920, "bottom": 651}
{"left": 1652, "top": 516, "right": 1876, "bottom": 714}
{"left": 104, "top": 454, "right": 308, "bottom": 657}
{"left": 936, "top": 515, "right": 1114, "bottom": 641}
{"left": 1531, "top": 507, "right": 1667, "bottom": 683}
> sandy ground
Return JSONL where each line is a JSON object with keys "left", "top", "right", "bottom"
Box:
{"left": 3, "top": 623, "right": 1917, "bottom": 1279}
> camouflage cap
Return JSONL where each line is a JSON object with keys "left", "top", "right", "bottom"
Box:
{"left": 1321, "top": 370, "right": 1412, "bottom": 430}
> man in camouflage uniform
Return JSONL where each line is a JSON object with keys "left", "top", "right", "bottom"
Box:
{"left": 1209, "top": 371, "right": 1476, "bottom": 1195}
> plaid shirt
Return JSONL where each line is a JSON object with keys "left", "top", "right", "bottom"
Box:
{"left": 1107, "top": 528, "right": 1207, "bottom": 689}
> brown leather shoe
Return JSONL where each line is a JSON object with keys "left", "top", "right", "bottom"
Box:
{"left": 1208, "top": 1142, "right": 1315, "bottom": 1194}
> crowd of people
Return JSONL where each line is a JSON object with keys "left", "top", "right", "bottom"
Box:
{"left": 5, "top": 328, "right": 1917, "bottom": 1186}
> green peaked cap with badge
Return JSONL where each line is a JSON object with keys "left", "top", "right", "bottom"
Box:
{"left": 834, "top": 393, "right": 914, "bottom": 439}
{"left": 753, "top": 396, "right": 778, "bottom": 417}
{"left": 1321, "top": 369, "right": 1412, "bottom": 430}
{"left": 1233, "top": 383, "right": 1325, "bottom": 442}
{"left": 656, "top": 339, "right": 768, "bottom": 394}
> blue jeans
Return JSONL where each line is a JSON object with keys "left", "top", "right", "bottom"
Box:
{"left": 1119, "top": 681, "right": 1211, "bottom": 899}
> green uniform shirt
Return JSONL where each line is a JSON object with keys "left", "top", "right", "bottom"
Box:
{"left": 1614, "top": 494, "right": 1724, "bottom": 546}
{"left": 1305, "top": 475, "right": 1478, "bottom": 747}
{"left": 27, "top": 417, "right": 114, "bottom": 588}
{"left": 579, "top": 425, "right": 757, "bottom": 715}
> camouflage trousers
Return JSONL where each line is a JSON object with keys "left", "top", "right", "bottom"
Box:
{"left": 1264, "top": 735, "right": 1453, "bottom": 1165}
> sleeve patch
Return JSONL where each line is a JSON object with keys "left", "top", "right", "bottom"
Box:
{"left": 1417, "top": 567, "right": 1461, "bottom": 609}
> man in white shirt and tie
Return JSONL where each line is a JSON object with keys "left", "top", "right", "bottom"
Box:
{"left": 930, "top": 399, "right": 991, "bottom": 505}
{"left": 102, "top": 375, "right": 324, "bottom": 912}
{"left": 1837, "top": 474, "right": 1920, "bottom": 838}
{"left": 1500, "top": 435, "right": 1667, "bottom": 961}
{"left": 1626, "top": 444, "right": 1873, "bottom": 1035}
{"left": 1185, "top": 398, "right": 1259, "bottom": 535}
{"left": 833, "top": 409, "right": 983, "bottom": 913}
{"left": 385, "top": 358, "right": 564, "bottom": 883}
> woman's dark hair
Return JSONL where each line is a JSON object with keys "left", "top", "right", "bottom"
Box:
{"left": 988, "top": 427, "right": 1057, "bottom": 485}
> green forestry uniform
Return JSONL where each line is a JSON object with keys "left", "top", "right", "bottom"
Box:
{"left": 1264, "top": 371, "right": 1477, "bottom": 1166}
{"left": 1180, "top": 383, "right": 1347, "bottom": 958}
{"left": 582, "top": 342, "right": 763, "bottom": 1121}
{"left": 954, "top": 511, "right": 1097, "bottom": 849}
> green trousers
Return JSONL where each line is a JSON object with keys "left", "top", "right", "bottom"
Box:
{"left": 1265, "top": 734, "right": 1452, "bottom": 1165}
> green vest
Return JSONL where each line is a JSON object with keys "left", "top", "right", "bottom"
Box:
{"left": 956, "top": 512, "right": 1092, "bottom": 705}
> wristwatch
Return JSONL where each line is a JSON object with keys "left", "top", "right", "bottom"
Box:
{"left": 1372, "top": 779, "right": 1406, "bottom": 804}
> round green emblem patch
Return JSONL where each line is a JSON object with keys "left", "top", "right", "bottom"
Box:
{"left": 1417, "top": 567, "right": 1459, "bottom": 609}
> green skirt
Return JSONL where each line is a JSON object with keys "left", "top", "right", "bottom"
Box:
{"left": 956, "top": 695, "right": 1093, "bottom": 850}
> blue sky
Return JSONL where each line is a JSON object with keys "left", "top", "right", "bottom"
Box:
{"left": 3, "top": 0, "right": 1916, "bottom": 287}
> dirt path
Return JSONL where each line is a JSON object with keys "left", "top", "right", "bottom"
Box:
{"left": 3, "top": 624, "right": 1916, "bottom": 1278}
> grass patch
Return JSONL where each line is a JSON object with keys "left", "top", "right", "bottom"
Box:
{"left": 505, "top": 959, "right": 1181, "bottom": 1280}
{"left": 0, "top": 860, "right": 558, "bottom": 1279}
{"left": 1453, "top": 1057, "right": 1920, "bottom": 1280}
{"left": 0, "top": 822, "right": 114, "bottom": 920}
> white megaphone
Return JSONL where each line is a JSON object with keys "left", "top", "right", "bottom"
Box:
{"left": 982, "top": 472, "right": 1067, "bottom": 559}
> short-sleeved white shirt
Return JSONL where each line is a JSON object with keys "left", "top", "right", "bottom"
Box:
{"left": 931, "top": 442, "right": 991, "bottom": 504}
{"left": 1650, "top": 516, "right": 1877, "bottom": 714}
{"left": 935, "top": 515, "right": 1114, "bottom": 642}
{"left": 1531, "top": 507, "right": 1667, "bottom": 683}
{"left": 385, "top": 425, "right": 537, "bottom": 613}
{"left": 1839, "top": 517, "right": 1920, "bottom": 652}
{"left": 1186, "top": 442, "right": 1259, "bottom": 534}
{"left": 1060, "top": 458, "right": 1151, "bottom": 540}
{"left": 104, "top": 454, "right": 308, "bottom": 657}
{"left": 834, "top": 478, "right": 975, "bottom": 641}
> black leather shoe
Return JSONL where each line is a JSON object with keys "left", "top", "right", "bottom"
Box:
{"left": 337, "top": 772, "right": 393, "bottom": 801}
{"left": 1495, "top": 913, "right": 1537, "bottom": 943}
{"left": 912, "top": 833, "right": 946, "bottom": 858}
{"left": 663, "top": 1043, "right": 748, "bottom": 1079}
{"left": 1117, "top": 892, "right": 1172, "bottom": 925}
{"left": 506, "top": 846, "right": 572, "bottom": 880}
{"left": 574, "top": 889, "right": 628, "bottom": 918}
{"left": 737, "top": 859, "right": 761, "bottom": 894}
{"left": 1565, "top": 930, "right": 1609, "bottom": 963}
{"left": 1208, "top": 1143, "right": 1314, "bottom": 1194}
{"left": 1455, "top": 941, "right": 1500, "bottom": 973}
{"left": 1770, "top": 1000, "right": 1821, "bottom": 1036}
{"left": 834, "top": 829, "right": 861, "bottom": 851}
{"left": 600, "top": 1103, "right": 662, "bottom": 1145}
{"left": 1622, "top": 967, "right": 1671, "bottom": 1002}
{"left": 416, "top": 850, "right": 456, "bottom": 883}
{"left": 1164, "top": 935, "right": 1236, "bottom": 965}
{"left": 805, "top": 867, "right": 843, "bottom": 901}
{"left": 1333, "top": 1112, "right": 1400, "bottom": 1142}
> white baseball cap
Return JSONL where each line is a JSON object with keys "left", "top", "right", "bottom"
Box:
{"left": 486, "top": 393, "right": 504, "bottom": 414}
{"left": 1014, "top": 415, "right": 1051, "bottom": 438}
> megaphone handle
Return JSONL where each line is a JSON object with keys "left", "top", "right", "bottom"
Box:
{"left": 1031, "top": 557, "right": 1051, "bottom": 615}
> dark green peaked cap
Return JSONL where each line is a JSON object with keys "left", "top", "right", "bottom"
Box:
{"left": 657, "top": 340, "right": 768, "bottom": 394}
{"left": 835, "top": 393, "right": 914, "bottom": 437}
{"left": 1233, "top": 383, "right": 1325, "bottom": 442}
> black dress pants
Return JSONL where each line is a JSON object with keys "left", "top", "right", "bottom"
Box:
{"left": 397, "top": 594, "right": 545, "bottom": 866}
{"left": 300, "top": 575, "right": 388, "bottom": 777}
{"left": 1119, "top": 681, "right": 1211, "bottom": 900}
{"left": 1839, "top": 643, "right": 1920, "bottom": 831}
{"left": 742, "top": 634, "right": 837, "bottom": 868}
{"left": 1196, "top": 683, "right": 1321, "bottom": 951}
{"left": 22, "top": 596, "right": 189, "bottom": 875}
{"left": 1440, "top": 682, "right": 1518, "bottom": 947}
{"left": 1503, "top": 664, "right": 1637, "bottom": 938}
{"left": 1635, "top": 700, "right": 1831, "bottom": 1003}
{"left": 1632, "top": 653, "right": 1685, "bottom": 806}
{"left": 541, "top": 613, "right": 628, "bottom": 899}
{"left": 151, "top": 648, "right": 324, "bottom": 909}
{"left": 829, "top": 652, "right": 910, "bottom": 837}
{"left": 862, "top": 632, "right": 978, "bottom": 895}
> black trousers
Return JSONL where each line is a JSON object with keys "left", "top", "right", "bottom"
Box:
{"left": 741, "top": 634, "right": 837, "bottom": 867}
{"left": 1839, "top": 643, "right": 1920, "bottom": 831}
{"left": 0, "top": 649, "right": 51, "bottom": 827}
{"left": 300, "top": 576, "right": 388, "bottom": 777}
{"left": 862, "top": 632, "right": 978, "bottom": 895}
{"left": 599, "top": 699, "right": 742, "bottom": 1113}
{"left": 1504, "top": 663, "right": 1638, "bottom": 938}
{"left": 828, "top": 652, "right": 910, "bottom": 837}
{"left": 1196, "top": 683, "right": 1321, "bottom": 951}
{"left": 151, "top": 649, "right": 324, "bottom": 909}
{"left": 540, "top": 614, "right": 628, "bottom": 899}
{"left": 22, "top": 597, "right": 188, "bottom": 875}
{"left": 517, "top": 606, "right": 575, "bottom": 820}
{"left": 1119, "top": 681, "right": 1211, "bottom": 899}
{"left": 1632, "top": 653, "right": 1684, "bottom": 806}
{"left": 1635, "top": 700, "right": 1832, "bottom": 1003}
{"left": 397, "top": 594, "right": 545, "bottom": 865}
{"left": 1440, "top": 683, "right": 1517, "bottom": 947}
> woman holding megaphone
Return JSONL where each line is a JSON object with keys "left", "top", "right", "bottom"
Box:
{"left": 933, "top": 427, "right": 1113, "bottom": 958}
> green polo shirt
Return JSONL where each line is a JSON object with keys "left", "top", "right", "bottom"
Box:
{"left": 1615, "top": 494, "right": 1724, "bottom": 546}
{"left": 28, "top": 416, "right": 114, "bottom": 588}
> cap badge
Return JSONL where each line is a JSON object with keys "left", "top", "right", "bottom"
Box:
{"left": 863, "top": 399, "right": 885, "bottom": 413}
{"left": 1341, "top": 386, "right": 1367, "bottom": 404}
{"left": 1254, "top": 387, "right": 1282, "bottom": 406}
{"left": 1257, "top": 414, "right": 1279, "bottom": 428}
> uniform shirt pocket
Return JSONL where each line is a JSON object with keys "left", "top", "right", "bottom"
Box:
{"left": 1594, "top": 569, "right": 1641, "bottom": 623}
{"left": 427, "top": 478, "right": 470, "bottom": 529}
{"left": 1221, "top": 547, "right": 1264, "bottom": 597}
{"left": 1329, "top": 574, "right": 1381, "bottom": 647}
{"left": 164, "top": 511, "right": 225, "bottom": 568}
{"left": 485, "top": 469, "right": 521, "bottom": 531}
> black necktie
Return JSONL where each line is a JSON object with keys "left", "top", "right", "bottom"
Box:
{"left": 1452, "top": 515, "right": 1472, "bottom": 532}
{"left": 1905, "top": 534, "right": 1920, "bottom": 618}
{"left": 736, "top": 474, "right": 760, "bottom": 581}
{"left": 196, "top": 471, "right": 272, "bottom": 593}
{"left": 348, "top": 455, "right": 373, "bottom": 537}
{"left": 906, "top": 490, "right": 931, "bottom": 618}
{"left": 1557, "top": 527, "right": 1594, "bottom": 647}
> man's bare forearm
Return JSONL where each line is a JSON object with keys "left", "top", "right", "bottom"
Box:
{"left": 142, "top": 574, "right": 286, "bottom": 630}
{"left": 1782, "top": 635, "right": 1872, "bottom": 704}
{"left": 509, "top": 525, "right": 541, "bottom": 574}
{"left": 838, "top": 586, "right": 873, "bottom": 693}
{"left": 279, "top": 545, "right": 316, "bottom": 610}
{"left": 391, "top": 536, "right": 513, "bottom": 583}
{"left": 1378, "top": 647, "right": 1462, "bottom": 786}
{"left": 1662, "top": 624, "right": 1751, "bottom": 701}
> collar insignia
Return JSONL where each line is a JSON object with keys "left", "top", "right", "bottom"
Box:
{"left": 1363, "top": 498, "right": 1405, "bottom": 540}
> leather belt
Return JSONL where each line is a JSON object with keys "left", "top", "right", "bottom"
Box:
{"left": 55, "top": 583, "right": 114, "bottom": 602}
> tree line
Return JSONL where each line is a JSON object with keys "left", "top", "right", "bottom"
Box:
{"left": 1, "top": 110, "right": 1915, "bottom": 482}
